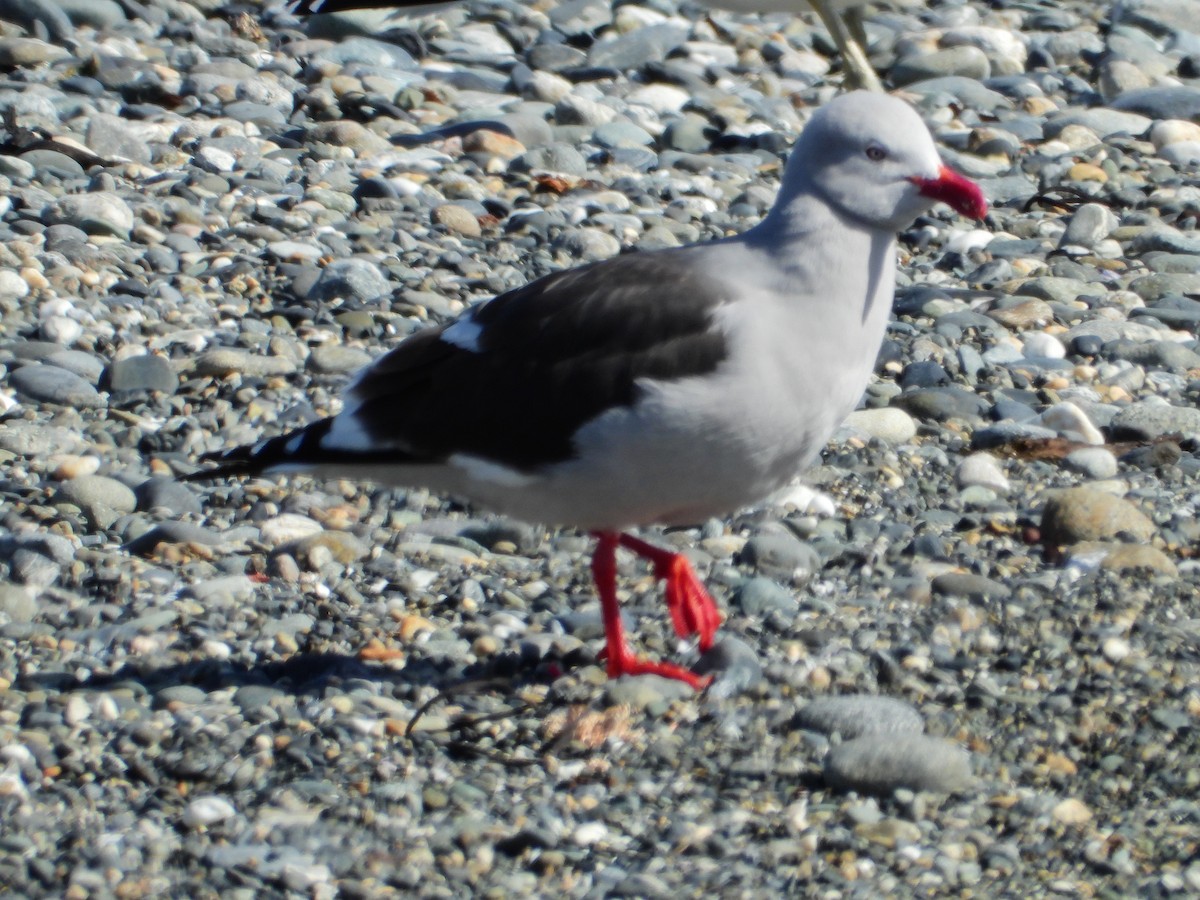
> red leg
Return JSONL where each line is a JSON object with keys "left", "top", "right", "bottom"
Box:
{"left": 617, "top": 533, "right": 723, "bottom": 651}
{"left": 592, "top": 532, "right": 709, "bottom": 690}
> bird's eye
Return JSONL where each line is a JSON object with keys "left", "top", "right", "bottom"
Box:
{"left": 866, "top": 145, "right": 887, "bottom": 161}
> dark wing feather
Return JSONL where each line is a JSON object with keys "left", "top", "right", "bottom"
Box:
{"left": 345, "top": 249, "right": 730, "bottom": 470}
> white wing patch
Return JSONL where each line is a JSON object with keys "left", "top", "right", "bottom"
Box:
{"left": 449, "top": 454, "right": 538, "bottom": 488}
{"left": 441, "top": 316, "right": 484, "bottom": 353}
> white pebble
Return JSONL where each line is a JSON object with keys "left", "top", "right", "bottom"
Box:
{"left": 1038, "top": 402, "right": 1104, "bottom": 445}
{"left": 772, "top": 483, "right": 836, "bottom": 517}
{"left": 0, "top": 744, "right": 34, "bottom": 767}
{"left": 201, "top": 639, "right": 232, "bottom": 660}
{"left": 945, "top": 228, "right": 993, "bottom": 255}
{"left": 258, "top": 513, "right": 324, "bottom": 546}
{"left": 1150, "top": 119, "right": 1200, "bottom": 150}
{"left": 0, "top": 770, "right": 28, "bottom": 800}
{"left": 571, "top": 822, "right": 608, "bottom": 846}
{"left": 51, "top": 455, "right": 101, "bottom": 480}
{"left": 1102, "top": 636, "right": 1131, "bottom": 664}
{"left": 627, "top": 83, "right": 690, "bottom": 114}
{"left": 183, "top": 795, "right": 237, "bottom": 828}
{"left": 1064, "top": 447, "right": 1118, "bottom": 480}
{"left": 843, "top": 407, "right": 917, "bottom": 444}
{"left": 96, "top": 694, "right": 120, "bottom": 721}
{"left": 196, "top": 145, "right": 237, "bottom": 173}
{"left": 1021, "top": 332, "right": 1065, "bottom": 359}
{"left": 41, "top": 315, "right": 82, "bottom": 345}
{"left": 0, "top": 269, "right": 29, "bottom": 299}
{"left": 956, "top": 453, "right": 1009, "bottom": 492}
{"left": 63, "top": 695, "right": 91, "bottom": 726}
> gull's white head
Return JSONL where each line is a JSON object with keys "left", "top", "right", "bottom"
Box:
{"left": 786, "top": 91, "right": 988, "bottom": 232}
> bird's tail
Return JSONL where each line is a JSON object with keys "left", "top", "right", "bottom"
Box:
{"left": 182, "top": 418, "right": 335, "bottom": 482}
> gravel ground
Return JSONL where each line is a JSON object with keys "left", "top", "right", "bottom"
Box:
{"left": 2, "top": 0, "right": 1200, "bottom": 896}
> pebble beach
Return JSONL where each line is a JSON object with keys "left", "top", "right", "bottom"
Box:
{"left": 1, "top": 0, "right": 1199, "bottom": 895}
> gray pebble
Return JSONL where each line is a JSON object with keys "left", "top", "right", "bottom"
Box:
{"left": 104, "top": 355, "right": 177, "bottom": 394}
{"left": 1064, "top": 447, "right": 1119, "bottom": 480}
{"left": 692, "top": 636, "right": 763, "bottom": 696}
{"left": 134, "top": 478, "right": 203, "bottom": 515}
{"left": 793, "top": 695, "right": 924, "bottom": 740}
{"left": 51, "top": 192, "right": 134, "bottom": 238}
{"left": 1059, "top": 202, "right": 1118, "bottom": 249}
{"left": 931, "top": 572, "right": 1012, "bottom": 601}
{"left": 193, "top": 349, "right": 298, "bottom": 378}
{"left": 307, "top": 345, "right": 373, "bottom": 376}
{"left": 604, "top": 673, "right": 695, "bottom": 712}
{"left": 824, "top": 734, "right": 973, "bottom": 794}
{"left": 0, "top": 581, "right": 38, "bottom": 622}
{"left": 309, "top": 258, "right": 390, "bottom": 303}
{"left": 733, "top": 576, "right": 799, "bottom": 617}
{"left": 9, "top": 364, "right": 103, "bottom": 407}
{"left": 1110, "top": 399, "right": 1200, "bottom": 439}
{"left": 739, "top": 531, "right": 821, "bottom": 583}
{"left": 56, "top": 475, "right": 137, "bottom": 530}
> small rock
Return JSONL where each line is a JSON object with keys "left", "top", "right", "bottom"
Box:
{"left": 259, "top": 514, "right": 325, "bottom": 546}
{"left": 308, "top": 345, "right": 372, "bottom": 376}
{"left": 1059, "top": 203, "right": 1118, "bottom": 250}
{"left": 1021, "top": 332, "right": 1066, "bottom": 360}
{"left": 104, "top": 355, "right": 177, "bottom": 394}
{"left": 1109, "top": 399, "right": 1200, "bottom": 440}
{"left": 824, "top": 734, "right": 972, "bottom": 795}
{"left": 194, "top": 349, "right": 298, "bottom": 378}
{"left": 1063, "top": 447, "right": 1118, "bottom": 480}
{"left": 1099, "top": 544, "right": 1178, "bottom": 578}
{"left": 282, "top": 531, "right": 369, "bottom": 567}
{"left": 604, "top": 674, "right": 694, "bottom": 711}
{"left": 931, "top": 572, "right": 1012, "bottom": 601}
{"left": 56, "top": 475, "right": 138, "bottom": 529}
{"left": 844, "top": 407, "right": 917, "bottom": 443}
{"left": 1040, "top": 488, "right": 1156, "bottom": 547}
{"left": 53, "top": 192, "right": 134, "bottom": 238}
{"left": 309, "top": 258, "right": 390, "bottom": 303}
{"left": 692, "top": 636, "right": 763, "bottom": 696}
{"left": 733, "top": 576, "right": 799, "bottom": 617}
{"left": 855, "top": 818, "right": 922, "bottom": 849}
{"left": 793, "top": 695, "right": 924, "bottom": 740}
{"left": 1101, "top": 636, "right": 1132, "bottom": 664}
{"left": 51, "top": 455, "right": 101, "bottom": 481}
{"left": 988, "top": 298, "right": 1054, "bottom": 329}
{"left": 135, "top": 478, "right": 203, "bottom": 515}
{"left": 1051, "top": 798, "right": 1092, "bottom": 826}
{"left": 1038, "top": 402, "right": 1105, "bottom": 445}
{"left": 182, "top": 796, "right": 237, "bottom": 828}
{"left": 0, "top": 582, "right": 38, "bottom": 622}
{"left": 739, "top": 532, "right": 821, "bottom": 583}
{"left": 9, "top": 364, "right": 104, "bottom": 407}
{"left": 956, "top": 453, "right": 1009, "bottom": 492}
{"left": 0, "top": 37, "right": 70, "bottom": 67}
{"left": 432, "top": 204, "right": 482, "bottom": 238}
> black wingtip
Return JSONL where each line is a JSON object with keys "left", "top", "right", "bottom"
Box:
{"left": 182, "top": 420, "right": 333, "bottom": 483}
{"left": 181, "top": 446, "right": 269, "bottom": 482}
